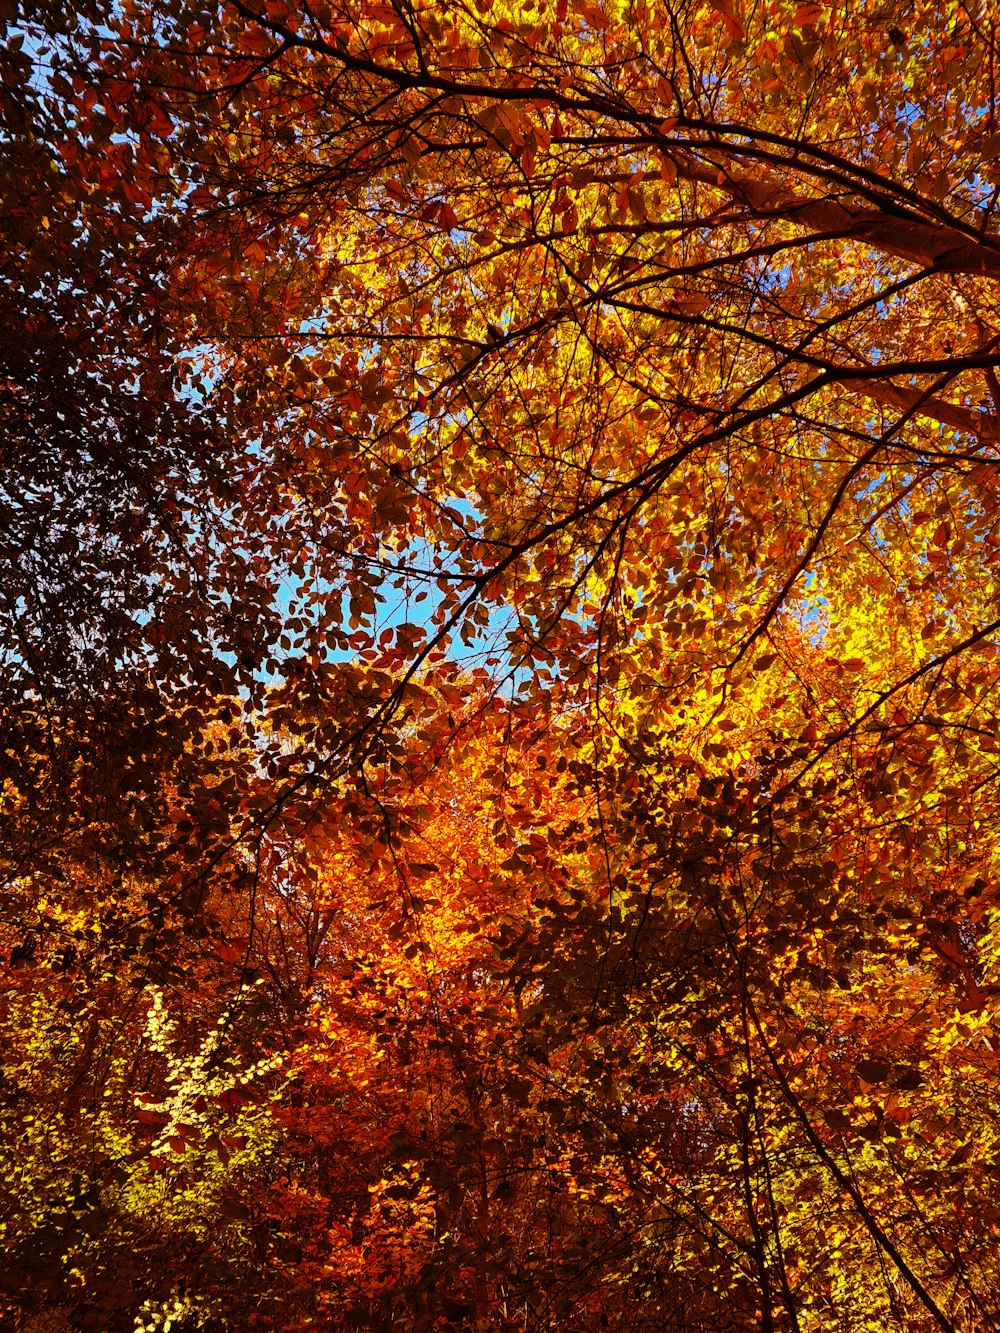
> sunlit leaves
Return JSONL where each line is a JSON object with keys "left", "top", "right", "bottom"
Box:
{"left": 6, "top": 0, "right": 1000, "bottom": 1327}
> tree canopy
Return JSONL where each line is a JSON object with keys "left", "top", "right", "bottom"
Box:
{"left": 4, "top": 1, "right": 1000, "bottom": 1329}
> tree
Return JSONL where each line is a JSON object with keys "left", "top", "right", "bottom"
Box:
{"left": 5, "top": 0, "right": 1000, "bottom": 1328}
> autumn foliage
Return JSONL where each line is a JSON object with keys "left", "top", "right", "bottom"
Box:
{"left": 5, "top": 0, "right": 1000, "bottom": 1328}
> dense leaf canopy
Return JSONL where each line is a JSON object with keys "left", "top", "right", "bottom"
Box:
{"left": 4, "top": 1, "right": 1000, "bottom": 1329}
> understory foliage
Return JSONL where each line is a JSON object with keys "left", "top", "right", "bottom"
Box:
{"left": 5, "top": 0, "right": 1000, "bottom": 1328}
